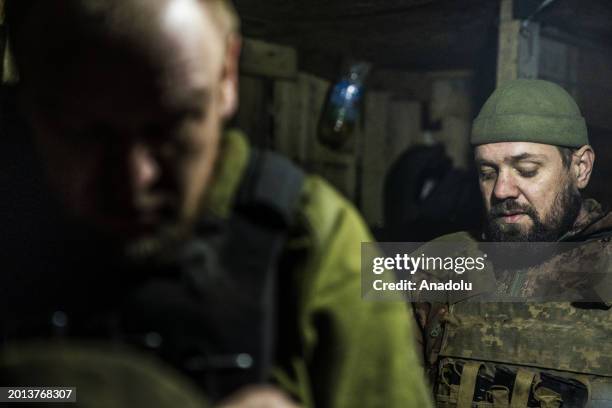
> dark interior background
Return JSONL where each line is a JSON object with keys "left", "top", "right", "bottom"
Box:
{"left": 2, "top": 0, "right": 612, "bottom": 241}
{"left": 230, "top": 0, "right": 612, "bottom": 239}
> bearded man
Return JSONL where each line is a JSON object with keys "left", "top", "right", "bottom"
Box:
{"left": 414, "top": 79, "right": 612, "bottom": 408}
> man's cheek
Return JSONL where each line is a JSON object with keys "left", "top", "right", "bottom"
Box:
{"left": 179, "top": 162, "right": 211, "bottom": 220}
{"left": 481, "top": 191, "right": 493, "bottom": 212}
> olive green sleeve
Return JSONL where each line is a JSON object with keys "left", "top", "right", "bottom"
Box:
{"left": 286, "top": 176, "right": 433, "bottom": 408}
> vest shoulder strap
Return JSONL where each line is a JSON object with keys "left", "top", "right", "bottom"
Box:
{"left": 235, "top": 148, "right": 305, "bottom": 228}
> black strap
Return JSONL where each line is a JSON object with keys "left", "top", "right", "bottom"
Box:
{"left": 578, "top": 229, "right": 612, "bottom": 242}
{"left": 236, "top": 148, "right": 305, "bottom": 227}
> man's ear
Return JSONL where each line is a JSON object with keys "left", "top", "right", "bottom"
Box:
{"left": 573, "top": 145, "right": 595, "bottom": 189}
{"left": 219, "top": 33, "right": 242, "bottom": 120}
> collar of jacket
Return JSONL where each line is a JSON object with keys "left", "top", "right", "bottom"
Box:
{"left": 559, "top": 198, "right": 611, "bottom": 242}
{"left": 200, "top": 129, "right": 251, "bottom": 220}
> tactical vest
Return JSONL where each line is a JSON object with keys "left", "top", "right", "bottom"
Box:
{"left": 1, "top": 148, "right": 305, "bottom": 403}
{"left": 426, "top": 236, "right": 612, "bottom": 408}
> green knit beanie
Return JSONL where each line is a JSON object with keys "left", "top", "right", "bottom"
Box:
{"left": 471, "top": 79, "right": 588, "bottom": 147}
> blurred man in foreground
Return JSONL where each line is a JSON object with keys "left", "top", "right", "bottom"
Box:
{"left": 414, "top": 79, "right": 612, "bottom": 407}
{"left": 2, "top": 0, "right": 431, "bottom": 406}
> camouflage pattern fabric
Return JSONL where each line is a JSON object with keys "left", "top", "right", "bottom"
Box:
{"left": 415, "top": 201, "right": 612, "bottom": 408}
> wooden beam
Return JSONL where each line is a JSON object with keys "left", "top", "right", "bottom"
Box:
{"left": 496, "top": 0, "right": 539, "bottom": 85}
{"left": 240, "top": 38, "right": 298, "bottom": 80}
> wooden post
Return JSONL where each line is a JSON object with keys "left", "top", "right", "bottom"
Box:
{"left": 360, "top": 91, "right": 391, "bottom": 228}
{"left": 1, "top": 0, "right": 19, "bottom": 84}
{"left": 497, "top": 0, "right": 540, "bottom": 85}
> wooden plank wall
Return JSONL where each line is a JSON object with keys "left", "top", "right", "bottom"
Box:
{"left": 274, "top": 72, "right": 360, "bottom": 202}
{"left": 236, "top": 37, "right": 474, "bottom": 229}
{"left": 538, "top": 29, "right": 612, "bottom": 206}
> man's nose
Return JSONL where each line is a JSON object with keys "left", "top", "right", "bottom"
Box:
{"left": 127, "top": 142, "right": 160, "bottom": 192}
{"left": 492, "top": 170, "right": 520, "bottom": 200}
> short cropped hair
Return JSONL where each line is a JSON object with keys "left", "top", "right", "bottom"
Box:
{"left": 5, "top": 0, "right": 240, "bottom": 68}
{"left": 557, "top": 146, "right": 577, "bottom": 169}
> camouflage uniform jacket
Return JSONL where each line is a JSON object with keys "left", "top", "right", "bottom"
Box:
{"left": 415, "top": 200, "right": 612, "bottom": 408}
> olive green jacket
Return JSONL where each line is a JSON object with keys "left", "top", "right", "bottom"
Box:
{"left": 0, "top": 130, "right": 432, "bottom": 408}
{"left": 204, "top": 130, "right": 432, "bottom": 408}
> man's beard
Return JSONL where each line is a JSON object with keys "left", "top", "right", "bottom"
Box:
{"left": 485, "top": 183, "right": 582, "bottom": 242}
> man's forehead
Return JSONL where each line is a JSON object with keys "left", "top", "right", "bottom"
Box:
{"left": 475, "top": 142, "right": 560, "bottom": 164}
{"left": 21, "top": 0, "right": 225, "bottom": 113}
{"left": 21, "top": 0, "right": 224, "bottom": 79}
